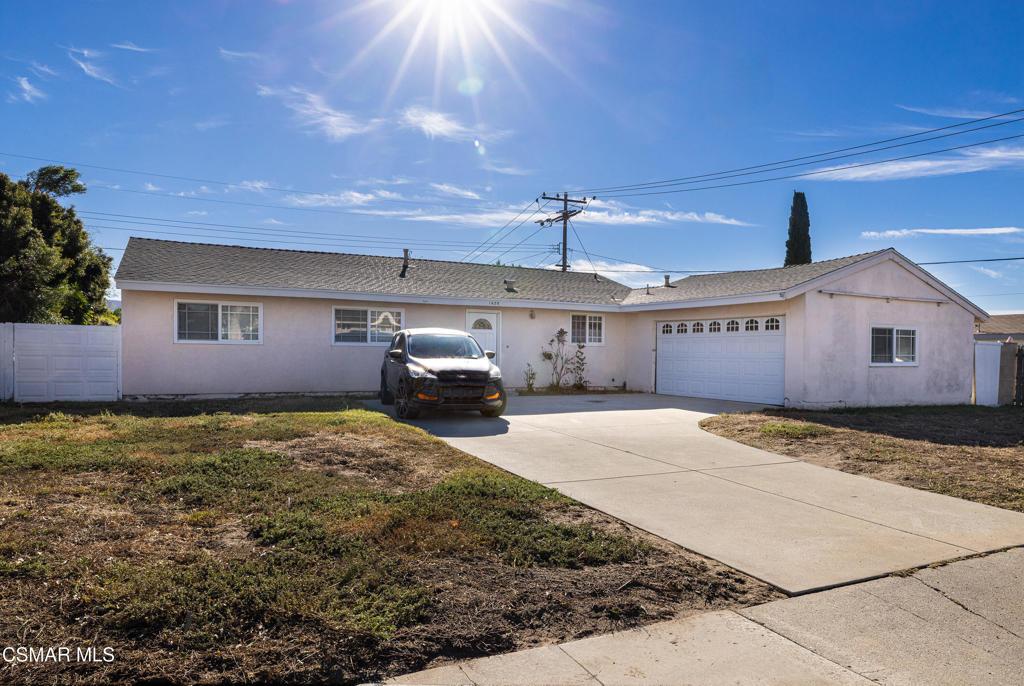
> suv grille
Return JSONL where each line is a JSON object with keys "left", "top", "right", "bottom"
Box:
{"left": 436, "top": 370, "right": 489, "bottom": 383}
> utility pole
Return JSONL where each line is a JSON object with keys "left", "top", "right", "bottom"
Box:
{"left": 539, "top": 192, "right": 591, "bottom": 272}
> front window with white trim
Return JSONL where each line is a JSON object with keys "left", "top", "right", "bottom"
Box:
{"left": 176, "top": 301, "right": 261, "bottom": 343}
{"left": 871, "top": 327, "right": 917, "bottom": 365}
{"left": 571, "top": 314, "right": 604, "bottom": 345}
{"left": 335, "top": 307, "right": 403, "bottom": 344}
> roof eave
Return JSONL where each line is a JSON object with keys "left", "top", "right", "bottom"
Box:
{"left": 115, "top": 279, "right": 625, "bottom": 312}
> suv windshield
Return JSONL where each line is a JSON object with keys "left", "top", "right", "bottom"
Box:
{"left": 408, "top": 334, "right": 483, "bottom": 359}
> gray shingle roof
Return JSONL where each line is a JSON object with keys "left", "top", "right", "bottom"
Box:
{"left": 114, "top": 239, "right": 891, "bottom": 308}
{"left": 114, "top": 238, "right": 633, "bottom": 305}
{"left": 620, "top": 250, "right": 887, "bottom": 305}
{"left": 976, "top": 313, "right": 1024, "bottom": 335}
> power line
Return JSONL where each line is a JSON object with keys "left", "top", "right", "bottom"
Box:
{"left": 0, "top": 150, "right": 488, "bottom": 207}
{"left": 569, "top": 106, "right": 1024, "bottom": 194}
{"left": 600, "top": 133, "right": 1024, "bottom": 199}
{"left": 77, "top": 211, "right": 551, "bottom": 249}
{"left": 84, "top": 224, "right": 554, "bottom": 255}
{"left": 568, "top": 217, "right": 598, "bottom": 275}
{"left": 490, "top": 219, "right": 553, "bottom": 264}
{"left": 460, "top": 198, "right": 544, "bottom": 262}
{"left": 580, "top": 114, "right": 1024, "bottom": 195}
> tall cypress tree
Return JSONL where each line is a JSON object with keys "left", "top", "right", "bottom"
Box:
{"left": 784, "top": 191, "right": 812, "bottom": 266}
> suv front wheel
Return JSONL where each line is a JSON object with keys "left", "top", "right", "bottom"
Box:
{"left": 394, "top": 378, "right": 421, "bottom": 420}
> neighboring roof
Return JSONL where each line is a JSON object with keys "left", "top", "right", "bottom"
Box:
{"left": 114, "top": 238, "right": 632, "bottom": 306}
{"left": 620, "top": 251, "right": 886, "bottom": 305}
{"left": 976, "top": 313, "right": 1024, "bottom": 336}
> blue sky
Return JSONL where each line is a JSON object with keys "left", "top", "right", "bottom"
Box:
{"left": 2, "top": 1, "right": 1022, "bottom": 311}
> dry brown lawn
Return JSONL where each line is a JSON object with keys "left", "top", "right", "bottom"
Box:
{"left": 0, "top": 397, "right": 777, "bottom": 685}
{"left": 700, "top": 406, "right": 1024, "bottom": 512}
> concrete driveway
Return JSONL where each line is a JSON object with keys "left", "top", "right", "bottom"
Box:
{"left": 376, "top": 393, "right": 1024, "bottom": 595}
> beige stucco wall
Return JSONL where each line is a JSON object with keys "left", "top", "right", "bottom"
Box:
{"left": 121, "top": 290, "right": 626, "bottom": 396}
{"left": 121, "top": 257, "right": 978, "bottom": 406}
{"left": 794, "top": 259, "right": 975, "bottom": 407}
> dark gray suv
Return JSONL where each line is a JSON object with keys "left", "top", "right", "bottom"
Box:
{"left": 380, "top": 327, "right": 507, "bottom": 419}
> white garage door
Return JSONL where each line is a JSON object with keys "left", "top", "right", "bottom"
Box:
{"left": 13, "top": 324, "right": 121, "bottom": 402}
{"left": 656, "top": 316, "right": 785, "bottom": 405}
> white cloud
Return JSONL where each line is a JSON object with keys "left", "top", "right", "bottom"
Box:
{"left": 353, "top": 206, "right": 528, "bottom": 228}
{"left": 262, "top": 218, "right": 286, "bottom": 225}
{"left": 970, "top": 266, "right": 1003, "bottom": 279}
{"left": 194, "top": 116, "right": 229, "bottom": 131}
{"left": 234, "top": 179, "right": 272, "bottom": 193}
{"left": 258, "top": 85, "right": 378, "bottom": 141}
{"left": 111, "top": 41, "right": 155, "bottom": 53}
{"left": 285, "top": 190, "right": 377, "bottom": 207}
{"left": 143, "top": 182, "right": 161, "bottom": 191}
{"left": 8, "top": 76, "right": 45, "bottom": 103}
{"left": 861, "top": 227, "right": 1024, "bottom": 239}
{"left": 185, "top": 210, "right": 208, "bottom": 217}
{"left": 481, "top": 160, "right": 533, "bottom": 176}
{"left": 576, "top": 199, "right": 753, "bottom": 227}
{"left": 219, "top": 47, "right": 262, "bottom": 61}
{"left": 68, "top": 53, "right": 116, "bottom": 86}
{"left": 814, "top": 146, "right": 1024, "bottom": 182}
{"left": 401, "top": 106, "right": 508, "bottom": 142}
{"left": 30, "top": 61, "right": 57, "bottom": 78}
{"left": 550, "top": 259, "right": 659, "bottom": 288}
{"left": 430, "top": 182, "right": 481, "bottom": 200}
{"left": 895, "top": 104, "right": 1001, "bottom": 119}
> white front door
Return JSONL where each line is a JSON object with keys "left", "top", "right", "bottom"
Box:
{"left": 467, "top": 311, "right": 500, "bottom": 364}
{"left": 656, "top": 316, "right": 785, "bottom": 405}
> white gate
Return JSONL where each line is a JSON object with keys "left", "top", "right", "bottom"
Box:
{"left": 974, "top": 341, "right": 1001, "bottom": 407}
{"left": 12, "top": 324, "right": 121, "bottom": 402}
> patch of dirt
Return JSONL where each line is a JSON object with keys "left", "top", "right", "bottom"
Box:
{"left": 701, "top": 408, "right": 1024, "bottom": 512}
{"left": 247, "top": 430, "right": 465, "bottom": 492}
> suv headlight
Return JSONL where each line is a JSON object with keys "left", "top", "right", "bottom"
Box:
{"left": 488, "top": 366, "right": 502, "bottom": 380}
{"left": 406, "top": 363, "right": 436, "bottom": 379}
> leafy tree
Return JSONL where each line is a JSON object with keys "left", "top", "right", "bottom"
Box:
{"left": 0, "top": 166, "right": 113, "bottom": 323}
{"left": 784, "top": 191, "right": 812, "bottom": 266}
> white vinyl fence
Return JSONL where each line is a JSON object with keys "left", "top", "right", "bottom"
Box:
{"left": 0, "top": 323, "right": 121, "bottom": 402}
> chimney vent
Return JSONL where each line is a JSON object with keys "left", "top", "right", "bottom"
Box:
{"left": 503, "top": 278, "right": 518, "bottom": 293}
{"left": 400, "top": 249, "right": 410, "bottom": 278}
{"left": 664, "top": 274, "right": 672, "bottom": 287}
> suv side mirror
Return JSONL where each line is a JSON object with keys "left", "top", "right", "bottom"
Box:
{"left": 388, "top": 349, "right": 403, "bottom": 359}
{"left": 484, "top": 350, "right": 496, "bottom": 359}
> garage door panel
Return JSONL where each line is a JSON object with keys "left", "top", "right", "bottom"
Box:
{"left": 657, "top": 317, "right": 784, "bottom": 405}
{"left": 13, "top": 324, "right": 121, "bottom": 402}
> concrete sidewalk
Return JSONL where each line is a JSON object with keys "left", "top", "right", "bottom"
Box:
{"left": 377, "top": 394, "right": 1024, "bottom": 594}
{"left": 388, "top": 549, "right": 1024, "bottom": 685}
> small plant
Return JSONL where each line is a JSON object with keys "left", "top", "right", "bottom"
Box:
{"left": 540, "top": 328, "right": 572, "bottom": 388}
{"left": 523, "top": 363, "right": 537, "bottom": 392}
{"left": 570, "top": 344, "right": 588, "bottom": 390}
{"left": 759, "top": 421, "right": 832, "bottom": 439}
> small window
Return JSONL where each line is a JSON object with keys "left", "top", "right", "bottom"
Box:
{"left": 176, "top": 302, "right": 261, "bottom": 343}
{"left": 745, "top": 319, "right": 759, "bottom": 332}
{"left": 676, "top": 322, "right": 687, "bottom": 334}
{"left": 571, "top": 314, "right": 604, "bottom": 344}
{"left": 765, "top": 317, "right": 781, "bottom": 331}
{"left": 472, "top": 318, "right": 493, "bottom": 330}
{"left": 871, "top": 327, "right": 917, "bottom": 365}
{"left": 708, "top": 321, "right": 721, "bottom": 333}
{"left": 334, "top": 308, "right": 403, "bottom": 344}
{"left": 692, "top": 322, "right": 704, "bottom": 333}
{"left": 661, "top": 323, "right": 673, "bottom": 335}
{"left": 726, "top": 320, "right": 740, "bottom": 332}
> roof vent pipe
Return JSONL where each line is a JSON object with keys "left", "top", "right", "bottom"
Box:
{"left": 503, "top": 278, "right": 518, "bottom": 293}
{"left": 664, "top": 274, "right": 676, "bottom": 288}
{"left": 400, "top": 248, "right": 410, "bottom": 278}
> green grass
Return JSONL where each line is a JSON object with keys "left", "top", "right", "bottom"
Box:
{"left": 758, "top": 421, "right": 833, "bottom": 439}
{"left": 0, "top": 396, "right": 650, "bottom": 664}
